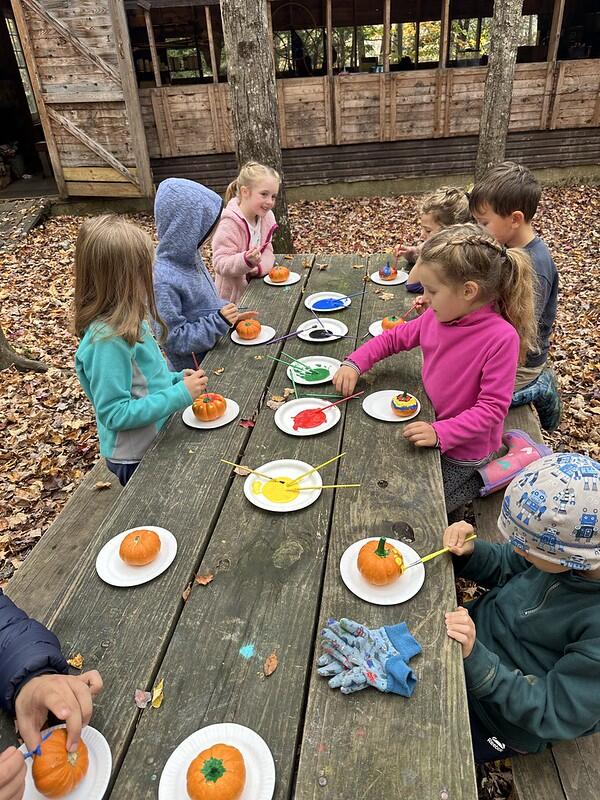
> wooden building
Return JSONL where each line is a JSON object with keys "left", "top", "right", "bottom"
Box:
{"left": 1, "top": 0, "right": 599, "bottom": 199}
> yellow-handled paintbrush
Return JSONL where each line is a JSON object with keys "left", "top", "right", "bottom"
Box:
{"left": 221, "top": 459, "right": 285, "bottom": 484}
{"left": 291, "top": 483, "right": 361, "bottom": 491}
{"left": 403, "top": 534, "right": 477, "bottom": 571}
{"left": 290, "top": 452, "right": 346, "bottom": 484}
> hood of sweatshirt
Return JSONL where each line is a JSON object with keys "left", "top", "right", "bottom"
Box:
{"left": 154, "top": 178, "right": 223, "bottom": 271}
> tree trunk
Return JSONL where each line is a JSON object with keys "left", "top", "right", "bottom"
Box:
{"left": 220, "top": 0, "right": 294, "bottom": 253}
{"left": 0, "top": 322, "right": 47, "bottom": 372}
{"left": 475, "top": 0, "right": 524, "bottom": 181}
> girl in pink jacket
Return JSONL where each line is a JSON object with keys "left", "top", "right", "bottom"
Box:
{"left": 212, "top": 162, "right": 280, "bottom": 303}
{"left": 334, "top": 224, "right": 539, "bottom": 513}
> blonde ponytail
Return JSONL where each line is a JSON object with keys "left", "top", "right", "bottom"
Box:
{"left": 225, "top": 161, "right": 281, "bottom": 203}
{"left": 499, "top": 247, "right": 538, "bottom": 363}
{"left": 225, "top": 178, "right": 239, "bottom": 204}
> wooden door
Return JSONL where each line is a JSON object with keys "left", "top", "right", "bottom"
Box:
{"left": 10, "top": 0, "right": 153, "bottom": 198}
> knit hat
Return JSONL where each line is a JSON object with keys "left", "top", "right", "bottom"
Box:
{"left": 498, "top": 453, "right": 600, "bottom": 570}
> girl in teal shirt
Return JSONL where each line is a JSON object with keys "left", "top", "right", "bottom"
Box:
{"left": 74, "top": 215, "right": 207, "bottom": 485}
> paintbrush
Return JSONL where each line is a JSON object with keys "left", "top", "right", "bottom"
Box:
{"left": 220, "top": 459, "right": 286, "bottom": 484}
{"left": 310, "top": 307, "right": 327, "bottom": 329}
{"left": 291, "top": 483, "right": 361, "bottom": 490}
{"left": 23, "top": 730, "right": 54, "bottom": 760}
{"left": 291, "top": 452, "right": 346, "bottom": 484}
{"left": 310, "top": 390, "right": 364, "bottom": 413}
{"left": 403, "top": 534, "right": 478, "bottom": 571}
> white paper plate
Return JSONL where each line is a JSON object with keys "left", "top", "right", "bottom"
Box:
{"left": 296, "top": 318, "right": 349, "bottom": 343}
{"left": 304, "top": 292, "right": 351, "bottom": 313}
{"left": 274, "top": 398, "right": 341, "bottom": 437}
{"left": 368, "top": 320, "right": 384, "bottom": 337}
{"left": 340, "top": 538, "right": 425, "bottom": 604}
{"left": 264, "top": 271, "right": 301, "bottom": 286}
{"left": 182, "top": 399, "right": 240, "bottom": 429}
{"left": 20, "top": 725, "right": 111, "bottom": 800}
{"left": 362, "top": 389, "right": 421, "bottom": 422}
{"left": 231, "top": 325, "right": 276, "bottom": 346}
{"left": 370, "top": 270, "right": 409, "bottom": 286}
{"left": 285, "top": 356, "right": 341, "bottom": 386}
{"left": 243, "top": 459, "right": 323, "bottom": 513}
{"left": 159, "top": 723, "right": 275, "bottom": 800}
{"left": 95, "top": 526, "right": 177, "bottom": 587}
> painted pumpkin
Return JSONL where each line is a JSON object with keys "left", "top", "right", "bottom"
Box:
{"left": 357, "top": 537, "right": 404, "bottom": 585}
{"left": 187, "top": 743, "right": 246, "bottom": 800}
{"left": 382, "top": 315, "right": 405, "bottom": 330}
{"left": 32, "top": 729, "right": 89, "bottom": 798}
{"left": 235, "top": 319, "right": 262, "bottom": 340}
{"left": 269, "top": 265, "right": 290, "bottom": 283}
{"left": 192, "top": 393, "right": 227, "bottom": 421}
{"left": 391, "top": 391, "right": 418, "bottom": 418}
{"left": 378, "top": 262, "right": 398, "bottom": 281}
{"left": 119, "top": 528, "right": 161, "bottom": 566}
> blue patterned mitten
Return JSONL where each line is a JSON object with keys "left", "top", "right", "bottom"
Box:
{"left": 317, "top": 617, "right": 421, "bottom": 696}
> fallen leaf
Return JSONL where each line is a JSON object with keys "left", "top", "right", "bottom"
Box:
{"left": 195, "top": 572, "right": 214, "bottom": 586}
{"left": 239, "top": 418, "right": 255, "bottom": 428}
{"left": 213, "top": 367, "right": 225, "bottom": 375}
{"left": 151, "top": 678, "right": 164, "bottom": 709}
{"left": 67, "top": 653, "right": 84, "bottom": 670}
{"left": 283, "top": 387, "right": 295, "bottom": 398}
{"left": 379, "top": 291, "right": 395, "bottom": 301}
{"left": 182, "top": 582, "right": 192, "bottom": 602}
{"left": 254, "top": 355, "right": 264, "bottom": 360}
{"left": 94, "top": 481, "right": 111, "bottom": 491}
{"left": 352, "top": 264, "right": 364, "bottom": 269}
{"left": 267, "top": 399, "right": 285, "bottom": 410}
{"left": 233, "top": 465, "right": 251, "bottom": 476}
{"left": 283, "top": 255, "right": 293, "bottom": 260}
{"left": 317, "top": 262, "right": 329, "bottom": 270}
{"left": 134, "top": 689, "right": 151, "bottom": 709}
{"left": 263, "top": 651, "right": 278, "bottom": 677}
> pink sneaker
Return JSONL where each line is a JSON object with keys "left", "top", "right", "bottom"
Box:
{"left": 477, "top": 430, "right": 552, "bottom": 497}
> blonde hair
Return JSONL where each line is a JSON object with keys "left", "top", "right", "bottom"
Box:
{"left": 420, "top": 186, "right": 471, "bottom": 227}
{"left": 225, "top": 161, "right": 280, "bottom": 204}
{"left": 73, "top": 215, "right": 166, "bottom": 346}
{"left": 419, "top": 223, "right": 538, "bottom": 363}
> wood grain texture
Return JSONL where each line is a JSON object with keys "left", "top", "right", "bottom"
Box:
{"left": 294, "top": 256, "right": 478, "bottom": 800}
{"left": 111, "top": 255, "right": 366, "bottom": 798}
{"left": 512, "top": 750, "right": 565, "bottom": 800}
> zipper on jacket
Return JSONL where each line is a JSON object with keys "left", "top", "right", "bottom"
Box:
{"left": 521, "top": 581, "right": 560, "bottom": 616}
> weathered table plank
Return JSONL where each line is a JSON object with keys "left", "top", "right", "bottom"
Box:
{"left": 0, "top": 257, "right": 312, "bottom": 773}
{"left": 294, "top": 255, "right": 478, "bottom": 800}
{"left": 110, "top": 256, "right": 368, "bottom": 797}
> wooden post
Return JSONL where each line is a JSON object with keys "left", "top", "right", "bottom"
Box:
{"left": 204, "top": 5, "right": 219, "bottom": 83}
{"left": 142, "top": 6, "right": 161, "bottom": 87}
{"left": 383, "top": 0, "right": 390, "bottom": 72}
{"left": 326, "top": 0, "right": 333, "bottom": 77}
{"left": 415, "top": 21, "right": 420, "bottom": 64}
{"left": 9, "top": 0, "right": 67, "bottom": 197}
{"left": 108, "top": 0, "right": 155, "bottom": 198}
{"left": 439, "top": 0, "right": 450, "bottom": 68}
{"left": 547, "top": 0, "right": 566, "bottom": 63}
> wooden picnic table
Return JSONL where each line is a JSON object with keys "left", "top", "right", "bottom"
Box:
{"left": 1, "top": 255, "right": 478, "bottom": 799}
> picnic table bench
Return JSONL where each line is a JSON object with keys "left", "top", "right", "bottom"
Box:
{"left": 1, "top": 254, "right": 480, "bottom": 798}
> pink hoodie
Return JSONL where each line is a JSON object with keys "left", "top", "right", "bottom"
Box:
{"left": 212, "top": 198, "right": 278, "bottom": 303}
{"left": 347, "top": 305, "right": 519, "bottom": 461}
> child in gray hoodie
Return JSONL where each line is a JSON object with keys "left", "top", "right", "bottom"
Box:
{"left": 154, "top": 178, "right": 254, "bottom": 371}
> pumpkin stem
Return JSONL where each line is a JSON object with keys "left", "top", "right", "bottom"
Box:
{"left": 201, "top": 756, "right": 226, "bottom": 783}
{"left": 375, "top": 537, "right": 389, "bottom": 557}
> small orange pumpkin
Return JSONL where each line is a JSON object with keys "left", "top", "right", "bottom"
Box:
{"left": 192, "top": 392, "right": 227, "bottom": 421}
{"left": 382, "top": 315, "right": 405, "bottom": 330}
{"left": 187, "top": 743, "right": 246, "bottom": 800}
{"left": 235, "top": 319, "right": 262, "bottom": 340}
{"left": 357, "top": 537, "right": 404, "bottom": 585}
{"left": 269, "top": 265, "right": 290, "bottom": 283}
{"left": 32, "top": 728, "right": 89, "bottom": 798}
{"left": 119, "top": 528, "right": 161, "bottom": 566}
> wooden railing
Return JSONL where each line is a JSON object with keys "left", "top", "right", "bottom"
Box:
{"left": 140, "top": 59, "right": 600, "bottom": 159}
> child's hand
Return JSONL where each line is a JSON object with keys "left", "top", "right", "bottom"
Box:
{"left": 393, "top": 244, "right": 419, "bottom": 262}
{"left": 332, "top": 366, "right": 359, "bottom": 396}
{"left": 445, "top": 607, "right": 476, "bottom": 658}
{"left": 443, "top": 521, "right": 476, "bottom": 556}
{"left": 236, "top": 310, "right": 258, "bottom": 323}
{"left": 414, "top": 296, "right": 430, "bottom": 315}
{"left": 219, "top": 303, "right": 238, "bottom": 326}
{"left": 184, "top": 369, "right": 208, "bottom": 400}
{"left": 0, "top": 746, "right": 26, "bottom": 800}
{"left": 245, "top": 248, "right": 261, "bottom": 266}
{"left": 403, "top": 421, "right": 437, "bottom": 447}
{"left": 15, "top": 670, "right": 103, "bottom": 754}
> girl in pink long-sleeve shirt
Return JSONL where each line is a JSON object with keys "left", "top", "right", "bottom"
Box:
{"left": 212, "top": 162, "right": 279, "bottom": 303}
{"left": 334, "top": 224, "right": 538, "bottom": 513}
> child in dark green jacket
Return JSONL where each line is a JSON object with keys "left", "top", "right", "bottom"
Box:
{"left": 445, "top": 452, "right": 600, "bottom": 761}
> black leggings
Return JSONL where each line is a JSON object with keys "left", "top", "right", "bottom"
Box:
{"left": 468, "top": 699, "right": 526, "bottom": 763}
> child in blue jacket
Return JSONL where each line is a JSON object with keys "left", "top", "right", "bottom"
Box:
{"left": 153, "top": 178, "right": 256, "bottom": 371}
{"left": 0, "top": 591, "right": 102, "bottom": 798}
{"left": 74, "top": 215, "right": 208, "bottom": 486}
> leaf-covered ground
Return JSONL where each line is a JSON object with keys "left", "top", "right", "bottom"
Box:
{"left": 0, "top": 185, "right": 598, "bottom": 798}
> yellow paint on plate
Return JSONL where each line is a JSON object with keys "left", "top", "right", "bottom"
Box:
{"left": 252, "top": 477, "right": 300, "bottom": 503}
